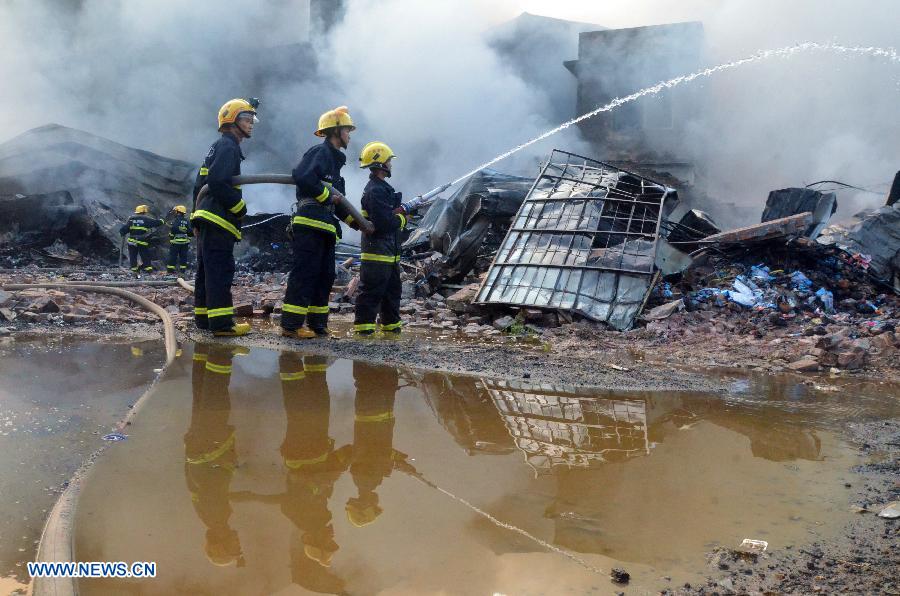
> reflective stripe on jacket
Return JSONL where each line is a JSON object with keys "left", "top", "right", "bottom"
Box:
{"left": 291, "top": 140, "right": 352, "bottom": 238}
{"left": 190, "top": 133, "right": 247, "bottom": 240}
{"left": 360, "top": 175, "right": 405, "bottom": 264}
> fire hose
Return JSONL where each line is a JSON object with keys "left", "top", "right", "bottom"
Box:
{"left": 2, "top": 281, "right": 183, "bottom": 596}
{"left": 1, "top": 283, "right": 178, "bottom": 365}
{"left": 195, "top": 174, "right": 376, "bottom": 235}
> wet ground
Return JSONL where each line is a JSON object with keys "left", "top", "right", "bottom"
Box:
{"left": 0, "top": 336, "right": 164, "bottom": 591}
{"left": 71, "top": 343, "right": 899, "bottom": 595}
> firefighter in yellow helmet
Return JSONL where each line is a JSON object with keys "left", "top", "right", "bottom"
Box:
{"left": 166, "top": 205, "right": 191, "bottom": 274}
{"left": 190, "top": 98, "right": 259, "bottom": 337}
{"left": 353, "top": 142, "right": 407, "bottom": 336}
{"left": 119, "top": 204, "right": 164, "bottom": 274}
{"left": 281, "top": 106, "right": 358, "bottom": 339}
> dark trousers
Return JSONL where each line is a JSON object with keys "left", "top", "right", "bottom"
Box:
{"left": 195, "top": 225, "right": 236, "bottom": 332}
{"left": 282, "top": 229, "right": 335, "bottom": 331}
{"left": 168, "top": 243, "right": 190, "bottom": 272}
{"left": 354, "top": 262, "right": 401, "bottom": 333}
{"left": 127, "top": 243, "right": 154, "bottom": 272}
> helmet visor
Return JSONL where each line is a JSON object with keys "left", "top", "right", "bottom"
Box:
{"left": 237, "top": 111, "right": 259, "bottom": 124}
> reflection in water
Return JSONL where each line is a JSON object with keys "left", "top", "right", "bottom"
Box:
{"left": 183, "top": 344, "right": 242, "bottom": 567}
{"left": 278, "top": 354, "right": 347, "bottom": 594}
{"left": 75, "top": 346, "right": 891, "bottom": 595}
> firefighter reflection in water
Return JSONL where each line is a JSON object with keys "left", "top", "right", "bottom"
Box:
{"left": 343, "top": 362, "right": 416, "bottom": 530}
{"left": 184, "top": 344, "right": 245, "bottom": 567}
{"left": 278, "top": 353, "right": 349, "bottom": 594}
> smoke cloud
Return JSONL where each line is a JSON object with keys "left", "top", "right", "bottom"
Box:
{"left": 0, "top": 0, "right": 897, "bottom": 229}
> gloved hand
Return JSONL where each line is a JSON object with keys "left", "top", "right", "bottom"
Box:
{"left": 330, "top": 189, "right": 345, "bottom": 205}
{"left": 392, "top": 205, "right": 407, "bottom": 216}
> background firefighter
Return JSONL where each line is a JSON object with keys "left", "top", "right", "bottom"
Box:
{"left": 354, "top": 142, "right": 407, "bottom": 336}
{"left": 190, "top": 98, "right": 258, "bottom": 336}
{"left": 167, "top": 204, "right": 192, "bottom": 274}
{"left": 281, "top": 106, "right": 357, "bottom": 340}
{"left": 119, "top": 204, "right": 163, "bottom": 273}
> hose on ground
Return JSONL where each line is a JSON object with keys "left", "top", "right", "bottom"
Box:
{"left": 176, "top": 277, "right": 195, "bottom": 293}
{"left": 2, "top": 283, "right": 178, "bottom": 365}
{"left": 195, "top": 173, "right": 376, "bottom": 234}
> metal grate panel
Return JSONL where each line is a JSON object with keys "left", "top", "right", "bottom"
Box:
{"left": 475, "top": 150, "right": 673, "bottom": 330}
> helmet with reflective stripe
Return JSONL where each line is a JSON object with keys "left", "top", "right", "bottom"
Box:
{"left": 315, "top": 106, "right": 355, "bottom": 137}
{"left": 135, "top": 204, "right": 149, "bottom": 214}
{"left": 217, "top": 98, "right": 258, "bottom": 131}
{"left": 359, "top": 141, "right": 396, "bottom": 170}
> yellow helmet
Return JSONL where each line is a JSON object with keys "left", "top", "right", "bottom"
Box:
{"left": 135, "top": 204, "right": 149, "bottom": 214}
{"left": 173, "top": 205, "right": 187, "bottom": 214}
{"left": 315, "top": 106, "right": 355, "bottom": 137}
{"left": 359, "top": 141, "right": 396, "bottom": 169}
{"left": 217, "top": 98, "right": 257, "bottom": 131}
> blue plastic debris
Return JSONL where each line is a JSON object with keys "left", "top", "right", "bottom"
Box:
{"left": 815, "top": 287, "right": 834, "bottom": 313}
{"left": 750, "top": 264, "right": 773, "bottom": 282}
{"left": 102, "top": 433, "right": 128, "bottom": 442}
{"left": 790, "top": 271, "right": 813, "bottom": 292}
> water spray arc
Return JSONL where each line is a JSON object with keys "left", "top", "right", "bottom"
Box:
{"left": 408, "top": 42, "right": 900, "bottom": 210}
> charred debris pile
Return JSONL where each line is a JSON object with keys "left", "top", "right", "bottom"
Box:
{"left": 387, "top": 151, "right": 900, "bottom": 369}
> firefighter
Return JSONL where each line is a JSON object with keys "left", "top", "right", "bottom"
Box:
{"left": 190, "top": 97, "right": 258, "bottom": 336}
{"left": 167, "top": 205, "right": 192, "bottom": 274}
{"left": 119, "top": 204, "right": 163, "bottom": 273}
{"left": 184, "top": 344, "right": 243, "bottom": 567}
{"left": 281, "top": 106, "right": 357, "bottom": 339}
{"left": 353, "top": 142, "right": 406, "bottom": 336}
{"left": 279, "top": 353, "right": 348, "bottom": 592}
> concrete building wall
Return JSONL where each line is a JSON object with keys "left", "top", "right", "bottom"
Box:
{"left": 565, "top": 22, "right": 704, "bottom": 165}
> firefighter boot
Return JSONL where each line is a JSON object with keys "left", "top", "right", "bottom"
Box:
{"left": 213, "top": 322, "right": 252, "bottom": 337}
{"left": 282, "top": 328, "right": 317, "bottom": 340}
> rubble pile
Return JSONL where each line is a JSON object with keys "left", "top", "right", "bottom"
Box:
{"left": 638, "top": 239, "right": 899, "bottom": 371}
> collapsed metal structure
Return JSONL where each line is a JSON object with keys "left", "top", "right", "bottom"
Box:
{"left": 475, "top": 150, "right": 674, "bottom": 330}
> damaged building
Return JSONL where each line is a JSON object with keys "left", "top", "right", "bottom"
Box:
{"left": 0, "top": 124, "right": 194, "bottom": 265}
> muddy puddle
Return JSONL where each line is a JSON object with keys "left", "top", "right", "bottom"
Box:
{"left": 69, "top": 343, "right": 899, "bottom": 595}
{"left": 0, "top": 336, "right": 164, "bottom": 590}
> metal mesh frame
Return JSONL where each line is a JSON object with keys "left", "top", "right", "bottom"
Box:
{"left": 483, "top": 379, "right": 649, "bottom": 474}
{"left": 475, "top": 150, "right": 672, "bottom": 329}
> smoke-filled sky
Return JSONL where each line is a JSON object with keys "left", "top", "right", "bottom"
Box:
{"left": 1, "top": 0, "right": 897, "bottom": 225}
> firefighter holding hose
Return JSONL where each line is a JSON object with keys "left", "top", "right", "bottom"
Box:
{"left": 190, "top": 98, "right": 258, "bottom": 337}
{"left": 353, "top": 142, "right": 406, "bottom": 336}
{"left": 280, "top": 106, "right": 357, "bottom": 339}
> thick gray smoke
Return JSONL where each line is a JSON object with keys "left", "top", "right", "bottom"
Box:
{"left": 511, "top": 0, "right": 899, "bottom": 225}
{"left": 1, "top": 0, "right": 897, "bottom": 229}
{"left": 0, "top": 0, "right": 582, "bottom": 221}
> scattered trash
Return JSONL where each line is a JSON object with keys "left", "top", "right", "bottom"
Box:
{"left": 815, "top": 287, "right": 834, "bottom": 313}
{"left": 740, "top": 538, "right": 769, "bottom": 552}
{"left": 610, "top": 568, "right": 630, "bottom": 584}
{"left": 642, "top": 299, "right": 684, "bottom": 321}
{"left": 877, "top": 501, "right": 900, "bottom": 519}
{"left": 790, "top": 271, "right": 813, "bottom": 292}
{"left": 102, "top": 433, "right": 128, "bottom": 442}
{"left": 607, "top": 363, "right": 630, "bottom": 372}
